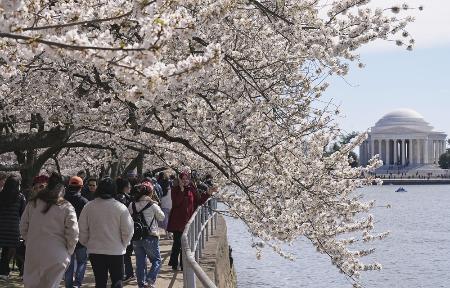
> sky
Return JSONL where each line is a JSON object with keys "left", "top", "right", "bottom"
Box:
{"left": 324, "top": 0, "right": 450, "bottom": 135}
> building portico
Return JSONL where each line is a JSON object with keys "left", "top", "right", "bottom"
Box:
{"left": 360, "top": 109, "right": 447, "bottom": 167}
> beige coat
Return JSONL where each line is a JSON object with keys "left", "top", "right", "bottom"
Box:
{"left": 20, "top": 199, "right": 79, "bottom": 288}
{"left": 79, "top": 198, "right": 133, "bottom": 255}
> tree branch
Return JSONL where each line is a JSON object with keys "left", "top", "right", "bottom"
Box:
{"left": 21, "top": 11, "right": 133, "bottom": 31}
{"left": 0, "top": 32, "right": 155, "bottom": 52}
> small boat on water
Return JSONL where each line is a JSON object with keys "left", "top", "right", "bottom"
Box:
{"left": 395, "top": 187, "right": 407, "bottom": 192}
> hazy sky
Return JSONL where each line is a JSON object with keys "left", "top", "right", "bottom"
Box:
{"left": 324, "top": 0, "right": 450, "bottom": 135}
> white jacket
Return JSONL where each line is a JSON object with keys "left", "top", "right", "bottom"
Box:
{"left": 128, "top": 196, "right": 165, "bottom": 237}
{"left": 79, "top": 198, "right": 134, "bottom": 255}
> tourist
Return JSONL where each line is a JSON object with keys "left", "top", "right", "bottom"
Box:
{"left": 167, "top": 171, "right": 213, "bottom": 270}
{"left": 0, "top": 175, "right": 26, "bottom": 280}
{"left": 157, "top": 171, "right": 172, "bottom": 238}
{"left": 115, "top": 177, "right": 135, "bottom": 282}
{"left": 78, "top": 177, "right": 134, "bottom": 288}
{"left": 81, "top": 177, "right": 97, "bottom": 201}
{"left": 64, "top": 176, "right": 89, "bottom": 288}
{"left": 20, "top": 173, "right": 79, "bottom": 288}
{"left": 129, "top": 181, "right": 165, "bottom": 288}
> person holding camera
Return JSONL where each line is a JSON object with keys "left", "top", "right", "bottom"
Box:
{"left": 167, "top": 171, "right": 216, "bottom": 270}
{"left": 129, "top": 181, "right": 165, "bottom": 288}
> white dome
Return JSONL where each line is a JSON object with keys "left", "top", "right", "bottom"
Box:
{"left": 382, "top": 109, "right": 424, "bottom": 119}
{"left": 371, "top": 108, "right": 434, "bottom": 133}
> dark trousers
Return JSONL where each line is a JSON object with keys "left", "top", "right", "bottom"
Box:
{"left": 89, "top": 254, "right": 124, "bottom": 288}
{"left": 168, "top": 231, "right": 183, "bottom": 269}
{"left": 124, "top": 244, "right": 134, "bottom": 277}
{"left": 0, "top": 247, "right": 14, "bottom": 276}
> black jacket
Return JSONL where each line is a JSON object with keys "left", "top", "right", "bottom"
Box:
{"left": 64, "top": 188, "right": 88, "bottom": 249}
{"left": 0, "top": 193, "right": 26, "bottom": 247}
{"left": 64, "top": 188, "right": 89, "bottom": 219}
{"left": 115, "top": 193, "right": 132, "bottom": 208}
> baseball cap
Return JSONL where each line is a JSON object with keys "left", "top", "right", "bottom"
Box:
{"left": 69, "top": 176, "right": 83, "bottom": 187}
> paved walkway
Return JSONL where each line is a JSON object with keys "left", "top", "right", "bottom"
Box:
{"left": 4, "top": 236, "right": 184, "bottom": 288}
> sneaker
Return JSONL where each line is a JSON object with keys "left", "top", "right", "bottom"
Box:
{"left": 123, "top": 275, "right": 135, "bottom": 282}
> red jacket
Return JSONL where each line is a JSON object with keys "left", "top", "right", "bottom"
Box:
{"left": 167, "top": 184, "right": 209, "bottom": 232}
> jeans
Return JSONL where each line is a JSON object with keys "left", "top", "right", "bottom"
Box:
{"left": 133, "top": 237, "right": 161, "bottom": 287}
{"left": 65, "top": 246, "right": 88, "bottom": 288}
{"left": 89, "top": 254, "right": 123, "bottom": 288}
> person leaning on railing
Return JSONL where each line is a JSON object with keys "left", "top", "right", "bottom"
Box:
{"left": 167, "top": 171, "right": 217, "bottom": 271}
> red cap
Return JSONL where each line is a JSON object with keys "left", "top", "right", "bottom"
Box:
{"left": 69, "top": 176, "right": 83, "bottom": 187}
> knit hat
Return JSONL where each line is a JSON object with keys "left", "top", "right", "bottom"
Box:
{"left": 69, "top": 176, "right": 83, "bottom": 187}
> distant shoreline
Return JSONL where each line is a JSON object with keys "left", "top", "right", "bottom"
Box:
{"left": 380, "top": 179, "right": 450, "bottom": 185}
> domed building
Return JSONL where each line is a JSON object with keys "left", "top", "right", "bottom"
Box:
{"left": 359, "top": 109, "right": 447, "bottom": 167}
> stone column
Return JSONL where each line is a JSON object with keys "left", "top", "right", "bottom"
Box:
{"left": 365, "top": 141, "right": 368, "bottom": 165}
{"left": 415, "top": 139, "right": 420, "bottom": 164}
{"left": 435, "top": 141, "right": 439, "bottom": 163}
{"left": 435, "top": 140, "right": 438, "bottom": 163}
{"left": 378, "top": 139, "right": 382, "bottom": 161}
{"left": 401, "top": 139, "right": 406, "bottom": 166}
{"left": 393, "top": 139, "right": 398, "bottom": 165}
{"left": 408, "top": 139, "right": 414, "bottom": 165}
{"left": 371, "top": 139, "right": 375, "bottom": 160}
{"left": 424, "top": 139, "right": 429, "bottom": 164}
{"left": 386, "top": 139, "right": 390, "bottom": 165}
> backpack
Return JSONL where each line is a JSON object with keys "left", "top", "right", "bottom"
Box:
{"left": 131, "top": 202, "right": 155, "bottom": 241}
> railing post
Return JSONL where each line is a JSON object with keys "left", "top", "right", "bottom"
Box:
{"left": 201, "top": 207, "right": 205, "bottom": 250}
{"left": 190, "top": 224, "right": 195, "bottom": 253}
{"left": 184, "top": 227, "right": 196, "bottom": 288}
{"left": 194, "top": 217, "right": 199, "bottom": 262}
{"left": 205, "top": 206, "right": 209, "bottom": 241}
{"left": 197, "top": 212, "right": 202, "bottom": 259}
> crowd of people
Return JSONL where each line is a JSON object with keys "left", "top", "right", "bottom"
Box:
{"left": 0, "top": 167, "right": 217, "bottom": 288}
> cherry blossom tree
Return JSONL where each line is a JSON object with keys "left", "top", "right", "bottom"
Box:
{"left": 0, "top": 0, "right": 418, "bottom": 284}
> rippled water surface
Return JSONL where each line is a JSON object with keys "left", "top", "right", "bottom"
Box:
{"left": 225, "top": 185, "right": 450, "bottom": 288}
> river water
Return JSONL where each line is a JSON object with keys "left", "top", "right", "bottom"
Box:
{"left": 225, "top": 185, "right": 450, "bottom": 288}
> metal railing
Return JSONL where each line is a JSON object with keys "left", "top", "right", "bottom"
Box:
{"left": 181, "top": 197, "right": 218, "bottom": 288}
